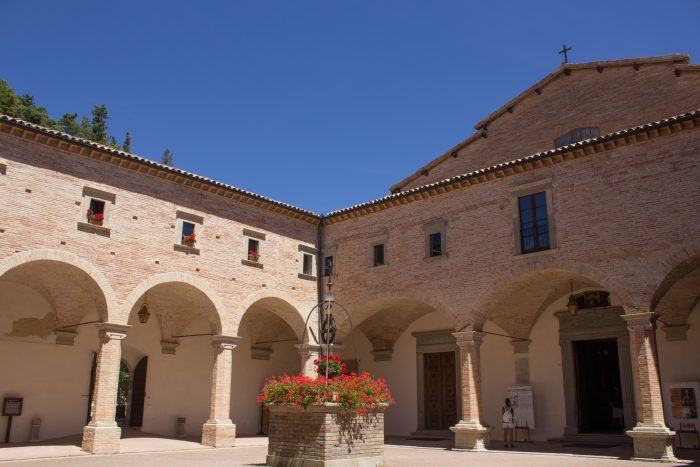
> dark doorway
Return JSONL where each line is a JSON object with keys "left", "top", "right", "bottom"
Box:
{"left": 129, "top": 356, "right": 148, "bottom": 427}
{"left": 86, "top": 353, "right": 97, "bottom": 424}
{"left": 574, "top": 339, "right": 623, "bottom": 433}
{"left": 423, "top": 351, "right": 457, "bottom": 430}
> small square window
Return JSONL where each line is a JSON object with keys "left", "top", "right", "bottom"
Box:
{"left": 373, "top": 244, "right": 385, "bottom": 266}
{"left": 324, "top": 256, "right": 334, "bottom": 276}
{"left": 247, "top": 238, "right": 260, "bottom": 261}
{"left": 181, "top": 221, "right": 196, "bottom": 246}
{"left": 429, "top": 232, "right": 442, "bottom": 257}
{"left": 86, "top": 199, "right": 106, "bottom": 226}
{"left": 302, "top": 253, "right": 313, "bottom": 276}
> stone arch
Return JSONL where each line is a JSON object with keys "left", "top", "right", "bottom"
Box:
{"left": 0, "top": 249, "right": 118, "bottom": 323}
{"left": 120, "top": 272, "right": 226, "bottom": 334}
{"left": 234, "top": 290, "right": 307, "bottom": 342}
{"left": 468, "top": 257, "right": 633, "bottom": 332}
{"left": 646, "top": 240, "right": 700, "bottom": 314}
{"left": 341, "top": 289, "right": 455, "bottom": 354}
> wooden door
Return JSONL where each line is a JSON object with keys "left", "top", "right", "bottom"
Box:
{"left": 424, "top": 351, "right": 457, "bottom": 430}
{"left": 129, "top": 357, "right": 148, "bottom": 427}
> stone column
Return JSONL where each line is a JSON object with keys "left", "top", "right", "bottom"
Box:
{"left": 622, "top": 312, "right": 676, "bottom": 462}
{"left": 296, "top": 344, "right": 321, "bottom": 377}
{"left": 450, "top": 330, "right": 489, "bottom": 451}
{"left": 202, "top": 335, "right": 241, "bottom": 448}
{"left": 82, "top": 323, "right": 128, "bottom": 454}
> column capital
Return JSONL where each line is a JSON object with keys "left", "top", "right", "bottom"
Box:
{"left": 452, "top": 330, "right": 484, "bottom": 345}
{"left": 622, "top": 312, "right": 655, "bottom": 331}
{"left": 510, "top": 339, "right": 531, "bottom": 354}
{"left": 211, "top": 335, "right": 242, "bottom": 351}
{"left": 97, "top": 323, "right": 129, "bottom": 341}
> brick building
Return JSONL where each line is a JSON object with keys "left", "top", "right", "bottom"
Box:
{"left": 0, "top": 54, "right": 698, "bottom": 462}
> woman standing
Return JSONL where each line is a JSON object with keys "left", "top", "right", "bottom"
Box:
{"left": 502, "top": 398, "right": 515, "bottom": 448}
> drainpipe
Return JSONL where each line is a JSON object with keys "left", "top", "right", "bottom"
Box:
{"left": 315, "top": 218, "right": 324, "bottom": 351}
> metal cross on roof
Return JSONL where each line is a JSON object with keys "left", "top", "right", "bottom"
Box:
{"left": 559, "top": 44, "right": 572, "bottom": 64}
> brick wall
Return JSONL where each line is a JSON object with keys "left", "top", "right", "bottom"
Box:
{"left": 266, "top": 404, "right": 384, "bottom": 464}
{"left": 0, "top": 130, "right": 319, "bottom": 334}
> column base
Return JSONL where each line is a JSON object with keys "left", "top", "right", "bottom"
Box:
{"left": 201, "top": 420, "right": 236, "bottom": 448}
{"left": 450, "top": 421, "right": 490, "bottom": 451}
{"left": 626, "top": 425, "right": 677, "bottom": 462}
{"left": 81, "top": 423, "right": 121, "bottom": 454}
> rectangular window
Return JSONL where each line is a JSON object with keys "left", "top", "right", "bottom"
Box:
{"left": 248, "top": 238, "right": 260, "bottom": 255}
{"left": 518, "top": 192, "right": 550, "bottom": 254}
{"left": 429, "top": 232, "right": 442, "bottom": 257}
{"left": 373, "top": 244, "right": 385, "bottom": 266}
{"left": 324, "top": 256, "right": 334, "bottom": 276}
{"left": 181, "top": 221, "right": 196, "bottom": 246}
{"left": 302, "top": 253, "right": 313, "bottom": 276}
{"left": 87, "top": 199, "right": 106, "bottom": 226}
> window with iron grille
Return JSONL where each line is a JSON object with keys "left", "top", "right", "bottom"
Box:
{"left": 518, "top": 192, "right": 550, "bottom": 254}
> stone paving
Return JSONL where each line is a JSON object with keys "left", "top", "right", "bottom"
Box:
{"left": 0, "top": 435, "right": 698, "bottom": 466}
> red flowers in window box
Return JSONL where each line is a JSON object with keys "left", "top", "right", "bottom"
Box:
{"left": 182, "top": 232, "right": 196, "bottom": 247}
{"left": 257, "top": 353, "right": 394, "bottom": 413}
{"left": 248, "top": 250, "right": 260, "bottom": 262}
{"left": 86, "top": 209, "right": 104, "bottom": 226}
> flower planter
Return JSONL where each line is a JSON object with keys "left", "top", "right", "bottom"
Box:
{"left": 266, "top": 403, "right": 386, "bottom": 467}
{"left": 182, "top": 239, "right": 196, "bottom": 248}
{"left": 247, "top": 254, "right": 259, "bottom": 262}
{"left": 89, "top": 218, "right": 104, "bottom": 226}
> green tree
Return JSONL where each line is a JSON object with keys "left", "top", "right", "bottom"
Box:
{"left": 90, "top": 104, "right": 110, "bottom": 144}
{"left": 0, "top": 80, "right": 22, "bottom": 116}
{"left": 109, "top": 136, "right": 118, "bottom": 148}
{"left": 17, "top": 94, "right": 55, "bottom": 127}
{"left": 123, "top": 131, "right": 131, "bottom": 152}
{"left": 78, "top": 116, "right": 93, "bottom": 140}
{"left": 161, "top": 148, "right": 173, "bottom": 166}
{"left": 57, "top": 113, "right": 80, "bottom": 136}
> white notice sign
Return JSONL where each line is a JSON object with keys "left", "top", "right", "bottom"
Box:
{"left": 506, "top": 386, "right": 535, "bottom": 429}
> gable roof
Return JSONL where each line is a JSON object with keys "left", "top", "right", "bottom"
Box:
{"left": 389, "top": 54, "right": 699, "bottom": 193}
{"left": 325, "top": 108, "right": 700, "bottom": 224}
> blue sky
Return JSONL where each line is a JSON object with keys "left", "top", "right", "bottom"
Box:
{"left": 3, "top": 1, "right": 699, "bottom": 214}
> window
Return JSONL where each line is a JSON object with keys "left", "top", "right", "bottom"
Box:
{"left": 174, "top": 210, "right": 203, "bottom": 253}
{"left": 324, "top": 255, "right": 334, "bottom": 276}
{"left": 518, "top": 192, "right": 550, "bottom": 254}
{"left": 242, "top": 228, "right": 266, "bottom": 267}
{"left": 554, "top": 127, "right": 600, "bottom": 148}
{"left": 79, "top": 186, "right": 116, "bottom": 234}
{"left": 422, "top": 219, "right": 447, "bottom": 259}
{"left": 302, "top": 253, "right": 313, "bottom": 275}
{"left": 181, "top": 221, "right": 196, "bottom": 246}
{"left": 248, "top": 238, "right": 260, "bottom": 261}
{"left": 298, "top": 244, "right": 318, "bottom": 279}
{"left": 429, "top": 233, "right": 442, "bottom": 257}
{"left": 87, "top": 199, "right": 106, "bottom": 226}
{"left": 373, "top": 244, "right": 385, "bottom": 266}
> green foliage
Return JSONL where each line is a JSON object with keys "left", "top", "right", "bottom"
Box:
{"left": 161, "top": 148, "right": 173, "bottom": 166}
{"left": 123, "top": 131, "right": 131, "bottom": 152}
{"left": 91, "top": 104, "right": 110, "bottom": 144}
{"left": 57, "top": 113, "right": 80, "bottom": 136}
{"left": 0, "top": 78, "right": 128, "bottom": 150}
{"left": 117, "top": 361, "right": 129, "bottom": 406}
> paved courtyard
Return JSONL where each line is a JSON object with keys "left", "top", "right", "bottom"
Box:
{"left": 0, "top": 434, "right": 698, "bottom": 466}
